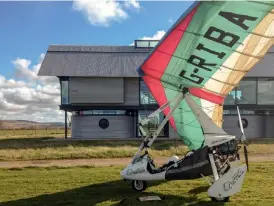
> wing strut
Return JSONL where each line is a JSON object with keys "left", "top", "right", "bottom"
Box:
{"left": 132, "top": 91, "right": 184, "bottom": 163}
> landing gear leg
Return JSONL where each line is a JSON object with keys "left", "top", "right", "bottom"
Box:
{"left": 131, "top": 180, "right": 147, "bottom": 192}
{"left": 208, "top": 153, "right": 231, "bottom": 202}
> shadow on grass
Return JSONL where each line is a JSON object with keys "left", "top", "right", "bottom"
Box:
{"left": 0, "top": 137, "right": 185, "bottom": 150}
{"left": 0, "top": 136, "right": 272, "bottom": 151}
{"left": 1, "top": 180, "right": 225, "bottom": 206}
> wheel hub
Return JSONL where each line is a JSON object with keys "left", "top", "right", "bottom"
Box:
{"left": 134, "top": 180, "right": 143, "bottom": 190}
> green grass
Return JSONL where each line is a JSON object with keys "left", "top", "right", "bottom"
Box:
{"left": 0, "top": 137, "right": 188, "bottom": 161}
{"left": 0, "top": 162, "right": 273, "bottom": 205}
{"left": 0, "top": 129, "right": 70, "bottom": 137}
{"left": 0, "top": 137, "right": 274, "bottom": 161}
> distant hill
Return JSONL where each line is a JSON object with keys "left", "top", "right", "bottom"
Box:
{"left": 0, "top": 120, "right": 65, "bottom": 129}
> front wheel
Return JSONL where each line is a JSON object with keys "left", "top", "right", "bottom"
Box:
{"left": 131, "top": 180, "right": 147, "bottom": 192}
{"left": 210, "top": 196, "right": 230, "bottom": 202}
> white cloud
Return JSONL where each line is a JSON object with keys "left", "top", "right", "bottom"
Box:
{"left": 0, "top": 75, "right": 27, "bottom": 89}
{"left": 0, "top": 54, "right": 67, "bottom": 123}
{"left": 11, "top": 54, "right": 58, "bottom": 85}
{"left": 138, "top": 30, "right": 166, "bottom": 41}
{"left": 124, "top": 0, "right": 140, "bottom": 9}
{"left": 72, "top": 0, "right": 140, "bottom": 27}
{"left": 130, "top": 30, "right": 166, "bottom": 45}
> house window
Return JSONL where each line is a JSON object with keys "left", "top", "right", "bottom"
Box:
{"left": 223, "top": 110, "right": 231, "bottom": 115}
{"left": 236, "top": 79, "right": 257, "bottom": 104}
{"left": 81, "top": 110, "right": 127, "bottom": 115}
{"left": 138, "top": 110, "right": 165, "bottom": 137}
{"left": 257, "top": 78, "right": 274, "bottom": 105}
{"left": 61, "top": 80, "right": 69, "bottom": 104}
{"left": 224, "top": 89, "right": 237, "bottom": 105}
{"left": 140, "top": 79, "right": 157, "bottom": 105}
{"left": 243, "top": 110, "right": 255, "bottom": 115}
{"left": 135, "top": 40, "right": 159, "bottom": 48}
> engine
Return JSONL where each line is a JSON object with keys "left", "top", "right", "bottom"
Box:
{"left": 212, "top": 139, "right": 241, "bottom": 175}
{"left": 217, "top": 139, "right": 240, "bottom": 156}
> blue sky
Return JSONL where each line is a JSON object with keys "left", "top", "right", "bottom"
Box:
{"left": 0, "top": 0, "right": 194, "bottom": 122}
{"left": 0, "top": 0, "right": 193, "bottom": 78}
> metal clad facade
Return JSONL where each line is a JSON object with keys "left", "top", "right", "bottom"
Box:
{"left": 71, "top": 115, "right": 134, "bottom": 138}
{"left": 37, "top": 44, "right": 274, "bottom": 139}
{"left": 223, "top": 116, "right": 265, "bottom": 138}
{"left": 69, "top": 77, "right": 124, "bottom": 103}
{"left": 265, "top": 116, "right": 274, "bottom": 138}
{"left": 124, "top": 78, "right": 139, "bottom": 106}
{"left": 223, "top": 115, "right": 274, "bottom": 138}
{"left": 69, "top": 77, "right": 139, "bottom": 106}
{"left": 169, "top": 115, "right": 273, "bottom": 140}
{"left": 247, "top": 53, "right": 274, "bottom": 77}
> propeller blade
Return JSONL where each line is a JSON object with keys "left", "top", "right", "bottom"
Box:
{"left": 244, "top": 145, "right": 249, "bottom": 172}
{"left": 237, "top": 106, "right": 249, "bottom": 171}
{"left": 237, "top": 106, "right": 245, "bottom": 136}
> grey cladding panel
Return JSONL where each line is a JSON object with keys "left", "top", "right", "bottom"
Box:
{"left": 247, "top": 53, "right": 274, "bottom": 77}
{"left": 124, "top": 78, "right": 139, "bottom": 105}
{"left": 69, "top": 77, "right": 124, "bottom": 103}
{"left": 222, "top": 115, "right": 265, "bottom": 138}
{"left": 265, "top": 116, "right": 274, "bottom": 138}
{"left": 169, "top": 115, "right": 274, "bottom": 139}
{"left": 71, "top": 115, "right": 134, "bottom": 138}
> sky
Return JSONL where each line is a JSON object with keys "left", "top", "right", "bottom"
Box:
{"left": 0, "top": 0, "right": 194, "bottom": 122}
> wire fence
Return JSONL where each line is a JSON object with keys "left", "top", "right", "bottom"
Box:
{"left": 0, "top": 127, "right": 71, "bottom": 137}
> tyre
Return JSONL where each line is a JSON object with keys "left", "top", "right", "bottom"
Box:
{"left": 210, "top": 196, "right": 230, "bottom": 202}
{"left": 131, "top": 180, "right": 147, "bottom": 192}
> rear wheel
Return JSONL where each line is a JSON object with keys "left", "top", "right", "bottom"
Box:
{"left": 131, "top": 180, "right": 147, "bottom": 192}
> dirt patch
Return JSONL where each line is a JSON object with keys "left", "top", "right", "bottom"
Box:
{"left": 0, "top": 154, "right": 273, "bottom": 169}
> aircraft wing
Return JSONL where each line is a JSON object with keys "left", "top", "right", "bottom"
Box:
{"left": 137, "top": 1, "right": 274, "bottom": 150}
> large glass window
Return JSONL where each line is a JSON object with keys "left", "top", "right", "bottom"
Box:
{"left": 257, "top": 78, "right": 274, "bottom": 104}
{"left": 243, "top": 110, "right": 255, "bottom": 115}
{"left": 135, "top": 40, "right": 159, "bottom": 48}
{"left": 236, "top": 79, "right": 257, "bottom": 104}
{"left": 61, "top": 80, "right": 69, "bottom": 104}
{"left": 223, "top": 110, "right": 231, "bottom": 115}
{"left": 80, "top": 110, "right": 127, "bottom": 115}
{"left": 224, "top": 89, "right": 236, "bottom": 105}
{"left": 140, "top": 80, "right": 157, "bottom": 105}
{"left": 138, "top": 110, "right": 165, "bottom": 137}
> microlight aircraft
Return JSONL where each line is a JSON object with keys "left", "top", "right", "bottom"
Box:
{"left": 120, "top": 0, "right": 274, "bottom": 202}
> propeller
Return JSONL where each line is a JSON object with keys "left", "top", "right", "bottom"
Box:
{"left": 237, "top": 106, "right": 249, "bottom": 172}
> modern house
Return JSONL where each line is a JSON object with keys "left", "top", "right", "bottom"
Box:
{"left": 38, "top": 40, "right": 274, "bottom": 139}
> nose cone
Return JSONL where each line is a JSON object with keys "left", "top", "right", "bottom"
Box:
{"left": 120, "top": 168, "right": 127, "bottom": 178}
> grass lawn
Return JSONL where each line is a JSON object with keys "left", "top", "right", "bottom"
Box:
{"left": 0, "top": 162, "right": 273, "bottom": 206}
{"left": 0, "top": 129, "right": 70, "bottom": 137}
{"left": 0, "top": 136, "right": 274, "bottom": 161}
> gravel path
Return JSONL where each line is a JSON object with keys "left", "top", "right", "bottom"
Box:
{"left": 0, "top": 153, "right": 273, "bottom": 168}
